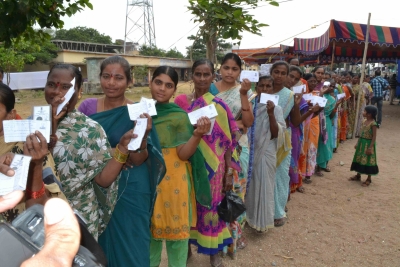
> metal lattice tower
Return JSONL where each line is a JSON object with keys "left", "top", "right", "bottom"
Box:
{"left": 124, "top": 0, "right": 156, "bottom": 54}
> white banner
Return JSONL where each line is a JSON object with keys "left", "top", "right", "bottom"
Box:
{"left": 2, "top": 71, "right": 49, "bottom": 90}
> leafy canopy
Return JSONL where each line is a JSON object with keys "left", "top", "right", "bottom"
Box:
{"left": 139, "top": 45, "right": 185, "bottom": 59}
{"left": 185, "top": 35, "right": 231, "bottom": 62}
{"left": 0, "top": 0, "right": 93, "bottom": 46}
{"left": 54, "top": 26, "right": 113, "bottom": 44}
{"left": 188, "top": 0, "right": 279, "bottom": 43}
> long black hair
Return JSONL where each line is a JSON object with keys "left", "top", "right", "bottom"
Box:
{"left": 0, "top": 83, "right": 15, "bottom": 112}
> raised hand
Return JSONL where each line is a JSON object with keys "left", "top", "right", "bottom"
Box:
{"left": 193, "top": 116, "right": 211, "bottom": 137}
{"left": 23, "top": 131, "right": 49, "bottom": 163}
{"left": 239, "top": 78, "right": 252, "bottom": 95}
{"left": 266, "top": 100, "right": 275, "bottom": 115}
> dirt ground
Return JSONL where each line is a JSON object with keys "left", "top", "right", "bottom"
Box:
{"left": 14, "top": 87, "right": 400, "bottom": 267}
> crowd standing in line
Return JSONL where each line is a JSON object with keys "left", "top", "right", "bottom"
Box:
{"left": 0, "top": 54, "right": 385, "bottom": 267}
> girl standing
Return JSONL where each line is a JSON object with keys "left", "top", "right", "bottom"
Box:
{"left": 149, "top": 66, "right": 211, "bottom": 267}
{"left": 349, "top": 105, "right": 379, "bottom": 186}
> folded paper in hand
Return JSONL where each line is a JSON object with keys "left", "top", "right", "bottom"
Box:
{"left": 293, "top": 84, "right": 306, "bottom": 94}
{"left": 3, "top": 120, "right": 51, "bottom": 143}
{"left": 311, "top": 96, "right": 327, "bottom": 107}
{"left": 188, "top": 104, "right": 218, "bottom": 125}
{"left": 303, "top": 93, "right": 314, "bottom": 101}
{"left": 56, "top": 78, "right": 76, "bottom": 115}
{"left": 337, "top": 93, "right": 346, "bottom": 100}
{"left": 127, "top": 98, "right": 157, "bottom": 120}
{"left": 260, "top": 93, "right": 279, "bottom": 106}
{"left": 240, "top": 70, "right": 259, "bottom": 83}
{"left": 0, "top": 154, "right": 32, "bottom": 196}
{"left": 128, "top": 118, "right": 148, "bottom": 151}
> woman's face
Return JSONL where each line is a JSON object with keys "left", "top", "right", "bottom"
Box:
{"left": 286, "top": 70, "right": 301, "bottom": 88}
{"left": 345, "top": 75, "right": 352, "bottom": 83}
{"left": 220, "top": 59, "right": 241, "bottom": 83}
{"left": 44, "top": 69, "right": 79, "bottom": 111}
{"left": 256, "top": 79, "right": 273, "bottom": 94}
{"left": 192, "top": 64, "right": 215, "bottom": 95}
{"left": 352, "top": 76, "right": 360, "bottom": 84}
{"left": 314, "top": 68, "right": 324, "bottom": 82}
{"left": 307, "top": 77, "right": 317, "bottom": 90}
{"left": 328, "top": 81, "right": 336, "bottom": 93}
{"left": 100, "top": 63, "right": 129, "bottom": 98}
{"left": 0, "top": 103, "right": 15, "bottom": 136}
{"left": 271, "top": 65, "right": 288, "bottom": 86}
{"left": 150, "top": 74, "right": 176, "bottom": 104}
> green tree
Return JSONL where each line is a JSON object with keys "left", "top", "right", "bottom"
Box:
{"left": 165, "top": 47, "right": 185, "bottom": 59}
{"left": 0, "top": 0, "right": 93, "bottom": 46}
{"left": 186, "top": 35, "right": 232, "bottom": 62}
{"left": 0, "top": 40, "right": 39, "bottom": 85}
{"left": 54, "top": 26, "right": 113, "bottom": 44}
{"left": 188, "top": 0, "right": 279, "bottom": 63}
{"left": 133, "top": 65, "right": 149, "bottom": 84}
{"left": 139, "top": 45, "right": 166, "bottom": 57}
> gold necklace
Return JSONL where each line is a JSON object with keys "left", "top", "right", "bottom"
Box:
{"left": 102, "top": 97, "right": 127, "bottom": 111}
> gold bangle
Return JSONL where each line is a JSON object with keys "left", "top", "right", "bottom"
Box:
{"left": 114, "top": 144, "right": 128, "bottom": 164}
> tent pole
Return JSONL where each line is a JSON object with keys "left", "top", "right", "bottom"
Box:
{"left": 331, "top": 41, "right": 335, "bottom": 71}
{"left": 353, "top": 13, "right": 371, "bottom": 139}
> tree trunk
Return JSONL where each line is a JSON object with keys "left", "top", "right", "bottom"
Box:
{"left": 206, "top": 32, "right": 218, "bottom": 64}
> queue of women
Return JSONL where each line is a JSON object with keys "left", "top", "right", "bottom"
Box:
{"left": 0, "top": 53, "right": 379, "bottom": 267}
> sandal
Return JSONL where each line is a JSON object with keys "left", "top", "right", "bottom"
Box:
{"left": 285, "top": 206, "right": 288, "bottom": 212}
{"left": 315, "top": 171, "right": 324, "bottom": 177}
{"left": 304, "top": 177, "right": 312, "bottom": 184}
{"left": 348, "top": 175, "right": 361, "bottom": 181}
{"left": 296, "top": 186, "right": 305, "bottom": 193}
{"left": 322, "top": 166, "right": 331, "bottom": 172}
{"left": 362, "top": 180, "right": 371, "bottom": 187}
{"left": 274, "top": 218, "right": 286, "bottom": 227}
{"left": 237, "top": 237, "right": 247, "bottom": 249}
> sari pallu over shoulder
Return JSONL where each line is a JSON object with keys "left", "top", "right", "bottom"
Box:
{"left": 89, "top": 105, "right": 165, "bottom": 204}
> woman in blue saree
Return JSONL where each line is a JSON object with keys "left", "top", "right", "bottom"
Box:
{"left": 79, "top": 56, "right": 166, "bottom": 267}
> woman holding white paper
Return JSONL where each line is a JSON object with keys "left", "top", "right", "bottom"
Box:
{"left": 148, "top": 66, "right": 212, "bottom": 267}
{"left": 209, "top": 52, "right": 253, "bottom": 254}
{"left": 0, "top": 83, "right": 65, "bottom": 222}
{"left": 175, "top": 59, "right": 240, "bottom": 267}
{"left": 316, "top": 79, "right": 343, "bottom": 175}
{"left": 246, "top": 75, "right": 286, "bottom": 232}
{"left": 79, "top": 56, "right": 166, "bottom": 267}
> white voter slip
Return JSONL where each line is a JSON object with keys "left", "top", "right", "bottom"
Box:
{"left": 0, "top": 154, "right": 32, "bottom": 196}
{"left": 259, "top": 93, "right": 279, "bottom": 106}
{"left": 240, "top": 70, "right": 259, "bottom": 83}
{"left": 187, "top": 104, "right": 218, "bottom": 125}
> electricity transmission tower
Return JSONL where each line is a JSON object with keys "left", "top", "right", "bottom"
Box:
{"left": 124, "top": 0, "right": 156, "bottom": 54}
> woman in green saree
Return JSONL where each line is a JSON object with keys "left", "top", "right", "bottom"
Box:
{"left": 79, "top": 56, "right": 166, "bottom": 267}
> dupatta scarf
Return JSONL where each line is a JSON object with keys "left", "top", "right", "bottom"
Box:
{"left": 153, "top": 103, "right": 211, "bottom": 208}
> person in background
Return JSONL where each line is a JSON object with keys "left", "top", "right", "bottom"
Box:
{"left": 246, "top": 75, "right": 286, "bottom": 232}
{"left": 175, "top": 59, "right": 239, "bottom": 267}
{"left": 389, "top": 74, "right": 398, "bottom": 105}
{"left": 349, "top": 105, "right": 379, "bottom": 186}
{"left": 288, "top": 58, "right": 309, "bottom": 93}
{"left": 0, "top": 68, "right": 3, "bottom": 83}
{"left": 370, "top": 69, "right": 390, "bottom": 127}
{"left": 339, "top": 72, "right": 352, "bottom": 142}
{"left": 315, "top": 79, "right": 343, "bottom": 176}
{"left": 363, "top": 75, "right": 373, "bottom": 105}
{"left": 268, "top": 61, "right": 302, "bottom": 227}
{"left": 79, "top": 56, "right": 166, "bottom": 267}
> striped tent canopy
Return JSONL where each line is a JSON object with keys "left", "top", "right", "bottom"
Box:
{"left": 292, "top": 19, "right": 400, "bottom": 63}
{"left": 233, "top": 46, "right": 317, "bottom": 65}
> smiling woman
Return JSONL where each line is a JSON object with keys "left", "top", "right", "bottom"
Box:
{"left": 79, "top": 56, "right": 166, "bottom": 267}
